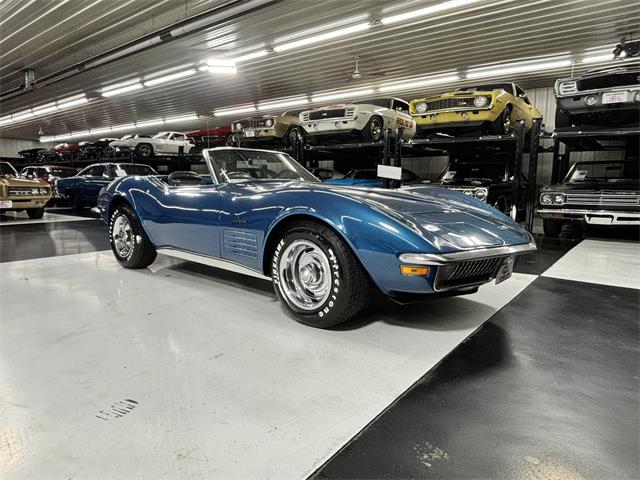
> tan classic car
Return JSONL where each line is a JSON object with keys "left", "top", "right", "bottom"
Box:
{"left": 1, "top": 162, "right": 52, "bottom": 219}
{"left": 228, "top": 111, "right": 306, "bottom": 147}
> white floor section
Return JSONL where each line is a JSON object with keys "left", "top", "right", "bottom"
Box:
{"left": 1, "top": 252, "right": 535, "bottom": 479}
{"left": 542, "top": 239, "right": 640, "bottom": 289}
{"left": 0, "top": 210, "right": 94, "bottom": 226}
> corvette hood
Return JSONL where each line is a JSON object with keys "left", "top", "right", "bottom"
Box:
{"left": 243, "top": 181, "right": 531, "bottom": 250}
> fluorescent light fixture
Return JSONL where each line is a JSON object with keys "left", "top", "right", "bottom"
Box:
{"left": 70, "top": 130, "right": 90, "bottom": 138}
{"left": 582, "top": 53, "right": 615, "bottom": 64}
{"left": 110, "top": 124, "right": 135, "bottom": 132}
{"left": 102, "top": 83, "right": 143, "bottom": 97}
{"left": 274, "top": 22, "right": 370, "bottom": 52}
{"left": 207, "top": 58, "right": 236, "bottom": 67}
{"left": 466, "top": 59, "right": 572, "bottom": 79}
{"left": 164, "top": 114, "right": 198, "bottom": 123}
{"left": 381, "top": 0, "right": 482, "bottom": 25}
{"left": 214, "top": 105, "right": 256, "bottom": 117}
{"left": 143, "top": 69, "right": 196, "bottom": 87}
{"left": 144, "top": 63, "right": 195, "bottom": 79}
{"left": 311, "top": 87, "right": 375, "bottom": 103}
{"left": 90, "top": 127, "right": 113, "bottom": 135}
{"left": 32, "top": 102, "right": 59, "bottom": 115}
{"left": 135, "top": 119, "right": 165, "bottom": 128}
{"left": 233, "top": 50, "right": 269, "bottom": 62}
{"left": 40, "top": 136, "right": 56, "bottom": 143}
{"left": 101, "top": 78, "right": 141, "bottom": 93}
{"left": 208, "top": 66, "right": 237, "bottom": 74}
{"left": 57, "top": 94, "right": 89, "bottom": 108}
{"left": 0, "top": 116, "right": 13, "bottom": 126}
{"left": 258, "top": 97, "right": 309, "bottom": 110}
{"left": 378, "top": 74, "right": 461, "bottom": 92}
{"left": 11, "top": 109, "right": 34, "bottom": 121}
{"left": 199, "top": 65, "right": 210, "bottom": 72}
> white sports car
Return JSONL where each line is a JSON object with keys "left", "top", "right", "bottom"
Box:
{"left": 109, "top": 131, "right": 195, "bottom": 158}
{"left": 299, "top": 97, "right": 416, "bottom": 143}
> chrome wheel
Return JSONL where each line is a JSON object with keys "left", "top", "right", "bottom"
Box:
{"left": 112, "top": 215, "right": 134, "bottom": 258}
{"left": 138, "top": 144, "right": 152, "bottom": 158}
{"left": 278, "top": 239, "right": 332, "bottom": 311}
{"left": 370, "top": 117, "right": 382, "bottom": 140}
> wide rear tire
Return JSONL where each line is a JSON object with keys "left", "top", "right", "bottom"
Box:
{"left": 271, "top": 221, "right": 369, "bottom": 328}
{"left": 109, "top": 204, "right": 157, "bottom": 268}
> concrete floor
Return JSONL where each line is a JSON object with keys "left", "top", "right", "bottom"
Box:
{"left": 1, "top": 250, "right": 534, "bottom": 479}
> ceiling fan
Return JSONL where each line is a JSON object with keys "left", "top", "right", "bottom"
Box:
{"left": 347, "top": 56, "right": 388, "bottom": 82}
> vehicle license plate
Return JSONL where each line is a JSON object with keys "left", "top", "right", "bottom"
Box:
{"left": 587, "top": 216, "right": 613, "bottom": 225}
{"left": 495, "top": 256, "right": 514, "bottom": 285}
{"left": 602, "top": 92, "right": 628, "bottom": 104}
{"left": 0, "top": 200, "right": 12, "bottom": 208}
{"left": 245, "top": 129, "right": 256, "bottom": 137}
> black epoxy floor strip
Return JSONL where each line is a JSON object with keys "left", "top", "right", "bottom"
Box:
{"left": 312, "top": 276, "right": 639, "bottom": 480}
{"left": 0, "top": 220, "right": 109, "bottom": 263}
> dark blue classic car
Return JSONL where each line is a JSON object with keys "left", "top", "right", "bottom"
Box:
{"left": 56, "top": 162, "right": 157, "bottom": 209}
{"left": 96, "top": 147, "right": 536, "bottom": 328}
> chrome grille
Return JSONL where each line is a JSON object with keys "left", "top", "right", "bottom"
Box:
{"left": 242, "top": 119, "right": 272, "bottom": 129}
{"left": 9, "top": 187, "right": 38, "bottom": 196}
{"left": 577, "top": 72, "right": 640, "bottom": 91}
{"left": 304, "top": 107, "right": 356, "bottom": 122}
{"left": 435, "top": 257, "right": 503, "bottom": 290}
{"left": 565, "top": 192, "right": 640, "bottom": 207}
{"left": 425, "top": 97, "right": 475, "bottom": 111}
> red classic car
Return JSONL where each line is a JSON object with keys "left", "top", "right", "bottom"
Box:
{"left": 185, "top": 126, "right": 232, "bottom": 152}
{"left": 55, "top": 143, "right": 81, "bottom": 161}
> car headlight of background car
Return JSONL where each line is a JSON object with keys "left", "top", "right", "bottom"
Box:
{"left": 265, "top": 119, "right": 274, "bottom": 127}
{"left": 234, "top": 122, "right": 242, "bottom": 131}
{"left": 473, "top": 96, "right": 490, "bottom": 108}
{"left": 474, "top": 188, "right": 488, "bottom": 200}
{"left": 634, "top": 91, "right": 640, "bottom": 102}
{"left": 415, "top": 102, "right": 427, "bottom": 114}
{"left": 540, "top": 192, "right": 565, "bottom": 205}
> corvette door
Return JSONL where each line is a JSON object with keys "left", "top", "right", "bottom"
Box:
{"left": 139, "top": 180, "right": 222, "bottom": 258}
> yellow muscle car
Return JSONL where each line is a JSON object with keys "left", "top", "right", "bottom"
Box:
{"left": 1, "top": 161, "right": 52, "bottom": 219}
{"left": 409, "top": 82, "right": 541, "bottom": 136}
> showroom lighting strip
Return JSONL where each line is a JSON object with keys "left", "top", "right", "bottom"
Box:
{"left": 311, "top": 87, "right": 375, "bottom": 103}
{"left": 273, "top": 22, "right": 371, "bottom": 52}
{"left": 0, "top": 93, "right": 88, "bottom": 127}
{"left": 214, "top": 105, "right": 257, "bottom": 117}
{"left": 377, "top": 72, "right": 461, "bottom": 93}
{"left": 257, "top": 97, "right": 309, "bottom": 111}
{"left": 466, "top": 57, "right": 573, "bottom": 79}
{"left": 380, "top": 0, "right": 482, "bottom": 25}
{"left": 39, "top": 115, "right": 198, "bottom": 142}
{"left": 143, "top": 68, "right": 197, "bottom": 87}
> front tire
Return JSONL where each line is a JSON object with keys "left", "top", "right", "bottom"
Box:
{"left": 271, "top": 221, "right": 369, "bottom": 328}
{"left": 226, "top": 134, "right": 241, "bottom": 147}
{"left": 284, "top": 126, "right": 305, "bottom": 147}
{"left": 109, "top": 204, "right": 157, "bottom": 268}
{"left": 543, "top": 219, "right": 563, "bottom": 237}
{"left": 491, "top": 105, "right": 513, "bottom": 134}
{"left": 362, "top": 116, "right": 383, "bottom": 141}
{"left": 27, "top": 207, "right": 44, "bottom": 219}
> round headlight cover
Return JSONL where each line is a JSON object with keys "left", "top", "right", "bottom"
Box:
{"left": 235, "top": 122, "right": 242, "bottom": 130}
{"left": 634, "top": 91, "right": 640, "bottom": 102}
{"left": 585, "top": 95, "right": 597, "bottom": 106}
{"left": 415, "top": 102, "right": 427, "bottom": 114}
{"left": 31, "top": 188, "right": 39, "bottom": 195}
{"left": 474, "top": 188, "right": 488, "bottom": 200}
{"left": 265, "top": 119, "right": 274, "bottom": 127}
{"left": 40, "top": 188, "right": 48, "bottom": 195}
{"left": 540, "top": 193, "right": 552, "bottom": 204}
{"left": 553, "top": 193, "right": 565, "bottom": 204}
{"left": 473, "top": 96, "right": 489, "bottom": 108}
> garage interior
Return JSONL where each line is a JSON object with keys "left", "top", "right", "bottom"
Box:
{"left": 1, "top": 1, "right": 639, "bottom": 479}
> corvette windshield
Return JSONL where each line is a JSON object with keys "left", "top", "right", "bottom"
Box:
{"left": 207, "top": 149, "right": 318, "bottom": 183}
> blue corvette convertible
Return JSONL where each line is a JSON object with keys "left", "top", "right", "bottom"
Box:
{"left": 96, "top": 147, "right": 536, "bottom": 328}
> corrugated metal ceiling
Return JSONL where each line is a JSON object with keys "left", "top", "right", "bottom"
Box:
{"left": 0, "top": 0, "right": 638, "bottom": 140}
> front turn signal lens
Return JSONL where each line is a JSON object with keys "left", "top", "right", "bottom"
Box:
{"left": 400, "top": 265, "right": 430, "bottom": 276}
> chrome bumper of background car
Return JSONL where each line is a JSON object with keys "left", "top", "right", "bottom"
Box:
{"left": 398, "top": 242, "right": 537, "bottom": 266}
{"left": 537, "top": 208, "right": 640, "bottom": 225}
